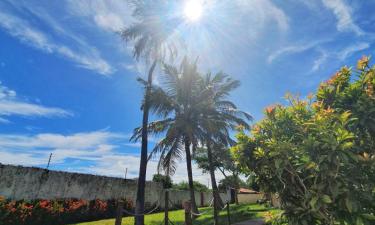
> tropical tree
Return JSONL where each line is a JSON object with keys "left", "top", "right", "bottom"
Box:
{"left": 152, "top": 174, "right": 173, "bottom": 189}
{"left": 173, "top": 181, "right": 209, "bottom": 192}
{"left": 132, "top": 58, "right": 204, "bottom": 214}
{"left": 232, "top": 56, "right": 375, "bottom": 225}
{"left": 196, "top": 72, "right": 251, "bottom": 224}
{"left": 137, "top": 61, "right": 250, "bottom": 224}
{"left": 121, "top": 1, "right": 182, "bottom": 224}
{"left": 218, "top": 175, "right": 246, "bottom": 192}
{"left": 195, "top": 145, "right": 234, "bottom": 179}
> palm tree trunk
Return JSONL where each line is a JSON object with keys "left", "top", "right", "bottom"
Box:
{"left": 233, "top": 172, "right": 239, "bottom": 205}
{"left": 135, "top": 59, "right": 157, "bottom": 225}
{"left": 207, "top": 142, "right": 223, "bottom": 225}
{"left": 184, "top": 137, "right": 199, "bottom": 215}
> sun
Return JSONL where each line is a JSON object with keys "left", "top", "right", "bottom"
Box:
{"left": 184, "top": 0, "right": 203, "bottom": 22}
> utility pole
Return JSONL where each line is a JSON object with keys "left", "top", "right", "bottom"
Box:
{"left": 125, "top": 168, "right": 128, "bottom": 180}
{"left": 46, "top": 153, "right": 52, "bottom": 170}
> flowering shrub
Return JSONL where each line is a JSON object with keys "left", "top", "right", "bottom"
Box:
{"left": 232, "top": 56, "right": 375, "bottom": 225}
{"left": 0, "top": 197, "right": 133, "bottom": 225}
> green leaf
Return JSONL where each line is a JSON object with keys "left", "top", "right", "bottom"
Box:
{"left": 361, "top": 213, "right": 375, "bottom": 220}
{"left": 345, "top": 198, "right": 353, "bottom": 213}
{"left": 310, "top": 197, "right": 318, "bottom": 209}
{"left": 321, "top": 195, "right": 332, "bottom": 204}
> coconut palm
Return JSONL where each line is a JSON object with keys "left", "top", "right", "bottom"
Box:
{"left": 132, "top": 58, "right": 206, "bottom": 214}
{"left": 121, "top": 1, "right": 183, "bottom": 224}
{"left": 197, "top": 72, "right": 252, "bottom": 224}
{"left": 133, "top": 61, "right": 251, "bottom": 223}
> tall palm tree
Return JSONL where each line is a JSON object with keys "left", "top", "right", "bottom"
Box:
{"left": 121, "top": 1, "right": 182, "bottom": 224}
{"left": 197, "top": 72, "right": 252, "bottom": 224}
{"left": 133, "top": 61, "right": 251, "bottom": 224}
{"left": 133, "top": 58, "right": 206, "bottom": 214}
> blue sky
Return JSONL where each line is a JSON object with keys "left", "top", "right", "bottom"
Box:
{"left": 0, "top": 0, "right": 374, "bottom": 184}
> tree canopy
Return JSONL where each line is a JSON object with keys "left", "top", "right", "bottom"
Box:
{"left": 232, "top": 56, "right": 375, "bottom": 225}
{"left": 173, "top": 181, "right": 209, "bottom": 192}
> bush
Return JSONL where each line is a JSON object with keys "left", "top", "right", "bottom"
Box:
{"left": 232, "top": 56, "right": 375, "bottom": 225}
{"left": 173, "top": 181, "right": 209, "bottom": 192}
{"left": 0, "top": 196, "right": 133, "bottom": 225}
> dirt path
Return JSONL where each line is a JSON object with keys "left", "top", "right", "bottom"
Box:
{"left": 232, "top": 218, "right": 265, "bottom": 225}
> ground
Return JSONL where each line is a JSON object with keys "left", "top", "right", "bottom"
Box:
{"left": 70, "top": 203, "right": 280, "bottom": 225}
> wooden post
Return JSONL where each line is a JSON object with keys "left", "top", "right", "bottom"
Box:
{"left": 200, "top": 192, "right": 204, "bottom": 207}
{"left": 184, "top": 201, "right": 192, "bottom": 225}
{"left": 115, "top": 199, "right": 124, "bottom": 225}
{"left": 226, "top": 202, "right": 231, "bottom": 225}
{"left": 164, "top": 190, "right": 169, "bottom": 225}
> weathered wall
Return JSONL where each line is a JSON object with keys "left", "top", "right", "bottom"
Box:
{"left": 162, "top": 190, "right": 229, "bottom": 208}
{"left": 0, "top": 164, "right": 160, "bottom": 201}
{"left": 0, "top": 164, "right": 228, "bottom": 208}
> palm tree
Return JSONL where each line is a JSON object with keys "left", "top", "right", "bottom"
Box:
{"left": 133, "top": 58, "right": 206, "bottom": 214}
{"left": 198, "top": 72, "right": 252, "bottom": 224}
{"left": 121, "top": 1, "right": 182, "bottom": 224}
{"left": 133, "top": 61, "right": 251, "bottom": 224}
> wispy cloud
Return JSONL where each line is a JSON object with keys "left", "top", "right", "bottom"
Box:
{"left": 0, "top": 130, "right": 214, "bottom": 183}
{"left": 0, "top": 10, "right": 114, "bottom": 75}
{"left": 0, "top": 82, "right": 71, "bottom": 122}
{"left": 0, "top": 131, "right": 123, "bottom": 164}
{"left": 312, "top": 49, "right": 329, "bottom": 72}
{"left": 66, "top": 0, "right": 131, "bottom": 32}
{"left": 267, "top": 40, "right": 328, "bottom": 63}
{"left": 321, "top": 0, "right": 363, "bottom": 35}
{"left": 337, "top": 42, "right": 370, "bottom": 60}
{"left": 235, "top": 0, "right": 289, "bottom": 32}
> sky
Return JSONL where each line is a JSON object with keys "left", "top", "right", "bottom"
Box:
{"left": 0, "top": 0, "right": 374, "bottom": 185}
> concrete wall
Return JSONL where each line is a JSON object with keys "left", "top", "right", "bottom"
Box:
{"left": 0, "top": 164, "right": 161, "bottom": 202}
{"left": 161, "top": 190, "right": 229, "bottom": 208}
{"left": 0, "top": 164, "right": 228, "bottom": 208}
{"left": 237, "top": 193, "right": 264, "bottom": 204}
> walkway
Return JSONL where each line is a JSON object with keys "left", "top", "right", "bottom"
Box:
{"left": 233, "top": 218, "right": 264, "bottom": 225}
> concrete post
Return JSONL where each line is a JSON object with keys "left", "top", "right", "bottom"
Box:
{"left": 183, "top": 201, "right": 192, "bottom": 225}
{"left": 114, "top": 199, "right": 124, "bottom": 225}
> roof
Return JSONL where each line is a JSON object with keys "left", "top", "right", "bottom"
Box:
{"left": 238, "top": 188, "right": 259, "bottom": 194}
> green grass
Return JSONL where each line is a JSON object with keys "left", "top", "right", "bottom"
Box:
{"left": 70, "top": 203, "right": 280, "bottom": 225}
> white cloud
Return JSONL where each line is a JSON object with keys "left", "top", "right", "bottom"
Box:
{"left": 0, "top": 100, "right": 72, "bottom": 118}
{"left": 338, "top": 42, "right": 370, "bottom": 60}
{"left": 84, "top": 154, "right": 221, "bottom": 184}
{"left": 0, "top": 130, "right": 223, "bottom": 184}
{"left": 235, "top": 0, "right": 289, "bottom": 32}
{"left": 0, "top": 82, "right": 71, "bottom": 121}
{"left": 321, "top": 0, "right": 363, "bottom": 35}
{"left": 0, "top": 10, "right": 114, "bottom": 75}
{"left": 312, "top": 49, "right": 329, "bottom": 72}
{"left": 0, "top": 117, "right": 10, "bottom": 124}
{"left": 66, "top": 0, "right": 131, "bottom": 32}
{"left": 267, "top": 40, "right": 328, "bottom": 63}
{"left": 0, "top": 131, "right": 123, "bottom": 164}
{"left": 0, "top": 151, "right": 46, "bottom": 165}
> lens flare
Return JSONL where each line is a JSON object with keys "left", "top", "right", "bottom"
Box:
{"left": 184, "top": 0, "right": 203, "bottom": 22}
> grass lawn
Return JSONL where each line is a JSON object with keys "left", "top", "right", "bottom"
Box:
{"left": 70, "top": 203, "right": 280, "bottom": 225}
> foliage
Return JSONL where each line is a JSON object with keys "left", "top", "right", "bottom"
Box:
{"left": 232, "top": 56, "right": 375, "bottom": 225}
{"left": 132, "top": 58, "right": 250, "bottom": 175}
{"left": 0, "top": 197, "right": 132, "bottom": 225}
{"left": 218, "top": 175, "right": 246, "bottom": 191}
{"left": 120, "top": 0, "right": 182, "bottom": 62}
{"left": 194, "top": 144, "right": 240, "bottom": 179}
{"left": 152, "top": 174, "right": 173, "bottom": 189}
{"left": 173, "top": 181, "right": 209, "bottom": 192}
{"left": 245, "top": 172, "right": 260, "bottom": 192}
{"left": 71, "top": 203, "right": 279, "bottom": 225}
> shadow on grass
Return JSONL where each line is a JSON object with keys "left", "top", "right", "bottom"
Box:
{"left": 68, "top": 203, "right": 273, "bottom": 225}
